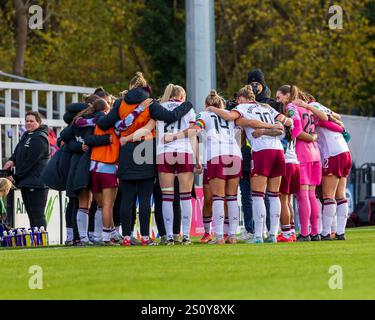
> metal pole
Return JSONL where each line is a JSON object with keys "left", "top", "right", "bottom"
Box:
{"left": 186, "top": 0, "right": 216, "bottom": 113}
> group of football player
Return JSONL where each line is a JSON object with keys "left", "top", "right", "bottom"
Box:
{"left": 48, "top": 69, "right": 351, "bottom": 246}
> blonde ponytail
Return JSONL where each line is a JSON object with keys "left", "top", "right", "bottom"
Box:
{"left": 160, "top": 84, "right": 186, "bottom": 103}
{"left": 160, "top": 84, "right": 176, "bottom": 103}
{"left": 237, "top": 85, "right": 256, "bottom": 102}
{"left": 129, "top": 72, "right": 147, "bottom": 89}
{"left": 290, "top": 85, "right": 301, "bottom": 102}
{"left": 205, "top": 89, "right": 224, "bottom": 109}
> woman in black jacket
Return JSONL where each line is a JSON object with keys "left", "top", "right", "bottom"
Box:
{"left": 4, "top": 112, "right": 50, "bottom": 229}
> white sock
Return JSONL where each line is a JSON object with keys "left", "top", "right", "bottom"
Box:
{"left": 162, "top": 194, "right": 174, "bottom": 239}
{"left": 322, "top": 199, "right": 336, "bottom": 236}
{"left": 331, "top": 214, "right": 337, "bottom": 234}
{"left": 77, "top": 209, "right": 89, "bottom": 241}
{"left": 66, "top": 227, "right": 73, "bottom": 242}
{"left": 103, "top": 228, "right": 111, "bottom": 242}
{"left": 213, "top": 196, "right": 225, "bottom": 238}
{"left": 336, "top": 199, "right": 349, "bottom": 235}
{"left": 252, "top": 192, "right": 266, "bottom": 238}
{"left": 318, "top": 199, "right": 323, "bottom": 234}
{"left": 224, "top": 218, "right": 229, "bottom": 235}
{"left": 94, "top": 207, "right": 103, "bottom": 242}
{"left": 110, "top": 228, "right": 118, "bottom": 240}
{"left": 115, "top": 226, "right": 120, "bottom": 233}
{"left": 268, "top": 192, "right": 281, "bottom": 236}
{"left": 180, "top": 193, "right": 192, "bottom": 239}
{"left": 263, "top": 217, "right": 268, "bottom": 235}
{"left": 203, "top": 217, "right": 212, "bottom": 234}
{"left": 88, "top": 232, "right": 94, "bottom": 241}
{"left": 226, "top": 195, "right": 239, "bottom": 236}
{"left": 281, "top": 225, "right": 291, "bottom": 238}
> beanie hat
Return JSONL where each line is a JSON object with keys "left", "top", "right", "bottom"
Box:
{"left": 247, "top": 69, "right": 266, "bottom": 87}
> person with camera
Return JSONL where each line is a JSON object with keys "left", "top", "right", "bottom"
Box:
{"left": 3, "top": 112, "right": 50, "bottom": 229}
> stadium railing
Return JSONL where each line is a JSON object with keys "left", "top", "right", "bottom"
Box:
{"left": 0, "top": 81, "right": 95, "bottom": 166}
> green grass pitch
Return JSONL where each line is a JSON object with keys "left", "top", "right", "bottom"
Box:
{"left": 1, "top": 227, "right": 374, "bottom": 300}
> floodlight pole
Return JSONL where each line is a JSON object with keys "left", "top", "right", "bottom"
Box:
{"left": 186, "top": 0, "right": 216, "bottom": 113}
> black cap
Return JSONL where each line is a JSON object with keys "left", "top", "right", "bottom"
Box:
{"left": 247, "top": 69, "right": 266, "bottom": 87}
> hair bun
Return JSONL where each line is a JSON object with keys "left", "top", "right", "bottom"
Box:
{"left": 136, "top": 72, "right": 143, "bottom": 77}
{"left": 210, "top": 89, "right": 217, "bottom": 96}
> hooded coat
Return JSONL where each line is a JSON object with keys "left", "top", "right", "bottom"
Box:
{"left": 10, "top": 126, "right": 50, "bottom": 189}
{"left": 62, "top": 112, "right": 110, "bottom": 197}
{"left": 42, "top": 102, "right": 88, "bottom": 192}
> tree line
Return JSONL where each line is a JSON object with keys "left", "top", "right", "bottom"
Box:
{"left": 0, "top": 0, "right": 374, "bottom": 116}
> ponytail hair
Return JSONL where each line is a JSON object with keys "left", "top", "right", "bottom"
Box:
{"left": 205, "top": 89, "right": 224, "bottom": 109}
{"left": 277, "top": 85, "right": 304, "bottom": 103}
{"left": 237, "top": 85, "right": 256, "bottom": 102}
{"left": 73, "top": 98, "right": 109, "bottom": 124}
{"left": 303, "top": 92, "right": 316, "bottom": 103}
{"left": 160, "top": 84, "right": 186, "bottom": 103}
{"left": 290, "top": 85, "right": 301, "bottom": 102}
{"left": 129, "top": 72, "right": 148, "bottom": 89}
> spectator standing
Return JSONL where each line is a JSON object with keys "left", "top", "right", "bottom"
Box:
{"left": 4, "top": 112, "right": 50, "bottom": 229}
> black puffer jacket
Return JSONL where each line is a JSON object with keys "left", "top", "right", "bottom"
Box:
{"left": 42, "top": 128, "right": 78, "bottom": 191}
{"left": 42, "top": 103, "right": 88, "bottom": 192}
{"left": 63, "top": 113, "right": 111, "bottom": 196}
{"left": 10, "top": 126, "right": 50, "bottom": 189}
{"left": 97, "top": 87, "right": 194, "bottom": 181}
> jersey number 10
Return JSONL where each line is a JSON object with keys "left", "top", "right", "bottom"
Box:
{"left": 255, "top": 112, "right": 273, "bottom": 124}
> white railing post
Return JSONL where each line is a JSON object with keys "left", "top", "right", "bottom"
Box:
{"left": 58, "top": 92, "right": 66, "bottom": 119}
{"left": 19, "top": 89, "right": 26, "bottom": 119}
{"left": 46, "top": 91, "right": 53, "bottom": 119}
{"left": 13, "top": 125, "right": 20, "bottom": 154}
{"left": 5, "top": 89, "right": 12, "bottom": 159}
{"left": 5, "top": 89, "right": 11, "bottom": 117}
{"left": 32, "top": 90, "right": 39, "bottom": 112}
{"left": 72, "top": 93, "right": 79, "bottom": 103}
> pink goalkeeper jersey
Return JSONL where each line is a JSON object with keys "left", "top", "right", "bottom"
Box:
{"left": 295, "top": 106, "right": 321, "bottom": 163}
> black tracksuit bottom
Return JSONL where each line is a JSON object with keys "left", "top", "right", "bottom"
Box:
{"left": 120, "top": 178, "right": 155, "bottom": 237}
{"left": 20, "top": 188, "right": 48, "bottom": 229}
{"left": 65, "top": 197, "right": 80, "bottom": 241}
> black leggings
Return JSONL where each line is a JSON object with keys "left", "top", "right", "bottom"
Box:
{"left": 65, "top": 197, "right": 80, "bottom": 241}
{"left": 153, "top": 177, "right": 181, "bottom": 236}
{"left": 113, "top": 192, "right": 122, "bottom": 227}
{"left": 114, "top": 191, "right": 137, "bottom": 231}
{"left": 120, "top": 178, "right": 155, "bottom": 237}
{"left": 20, "top": 188, "right": 48, "bottom": 229}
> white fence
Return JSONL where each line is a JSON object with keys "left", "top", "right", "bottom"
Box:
{"left": 0, "top": 81, "right": 95, "bottom": 166}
